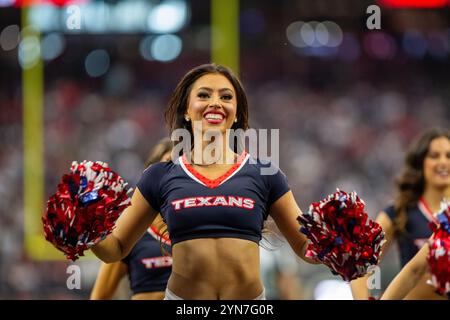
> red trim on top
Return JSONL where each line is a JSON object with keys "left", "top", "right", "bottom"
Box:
{"left": 418, "top": 197, "right": 439, "bottom": 225}
{"left": 149, "top": 226, "right": 171, "bottom": 245}
{"left": 181, "top": 151, "right": 248, "bottom": 189}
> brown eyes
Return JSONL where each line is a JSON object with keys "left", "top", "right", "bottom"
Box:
{"left": 427, "top": 152, "right": 450, "bottom": 159}
{"left": 196, "top": 93, "right": 233, "bottom": 100}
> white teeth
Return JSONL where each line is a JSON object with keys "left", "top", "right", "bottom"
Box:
{"left": 436, "top": 169, "right": 449, "bottom": 176}
{"left": 205, "top": 113, "right": 224, "bottom": 120}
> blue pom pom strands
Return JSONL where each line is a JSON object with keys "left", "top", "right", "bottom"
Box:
{"left": 42, "top": 161, "right": 132, "bottom": 261}
{"left": 298, "top": 189, "right": 385, "bottom": 281}
{"left": 427, "top": 200, "right": 450, "bottom": 298}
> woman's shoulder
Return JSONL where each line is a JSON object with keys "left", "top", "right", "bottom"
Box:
{"left": 140, "top": 160, "right": 177, "bottom": 181}
{"left": 382, "top": 203, "right": 395, "bottom": 212}
{"left": 380, "top": 202, "right": 394, "bottom": 212}
{"left": 245, "top": 155, "right": 284, "bottom": 176}
{"left": 144, "top": 160, "right": 176, "bottom": 172}
{"left": 380, "top": 203, "right": 398, "bottom": 221}
{"left": 246, "top": 154, "right": 280, "bottom": 168}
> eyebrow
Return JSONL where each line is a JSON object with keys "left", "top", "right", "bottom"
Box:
{"left": 197, "top": 87, "right": 234, "bottom": 93}
{"left": 428, "top": 150, "right": 450, "bottom": 154}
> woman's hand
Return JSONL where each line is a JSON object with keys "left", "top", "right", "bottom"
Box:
{"left": 381, "top": 243, "right": 430, "bottom": 300}
{"left": 350, "top": 211, "right": 395, "bottom": 299}
{"left": 90, "top": 262, "right": 128, "bottom": 300}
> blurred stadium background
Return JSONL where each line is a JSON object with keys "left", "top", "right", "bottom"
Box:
{"left": 0, "top": 0, "right": 449, "bottom": 299}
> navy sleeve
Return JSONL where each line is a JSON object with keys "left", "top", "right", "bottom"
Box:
{"left": 136, "top": 162, "right": 167, "bottom": 212}
{"left": 383, "top": 205, "right": 396, "bottom": 221}
{"left": 266, "top": 164, "right": 291, "bottom": 208}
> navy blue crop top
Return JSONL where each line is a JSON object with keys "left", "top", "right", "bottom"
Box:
{"left": 384, "top": 198, "right": 436, "bottom": 267}
{"left": 136, "top": 151, "right": 291, "bottom": 246}
{"left": 122, "top": 228, "right": 172, "bottom": 294}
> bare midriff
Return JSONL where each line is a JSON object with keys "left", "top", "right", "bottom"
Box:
{"left": 132, "top": 291, "right": 165, "bottom": 300}
{"left": 168, "top": 237, "right": 263, "bottom": 299}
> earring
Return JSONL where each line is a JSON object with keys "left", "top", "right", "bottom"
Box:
{"left": 185, "top": 115, "right": 190, "bottom": 122}
{"left": 234, "top": 118, "right": 238, "bottom": 123}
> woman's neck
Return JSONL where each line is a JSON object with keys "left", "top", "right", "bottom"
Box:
{"left": 191, "top": 137, "right": 238, "bottom": 165}
{"left": 422, "top": 186, "right": 448, "bottom": 213}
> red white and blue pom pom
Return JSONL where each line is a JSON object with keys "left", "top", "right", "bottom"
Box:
{"left": 427, "top": 200, "right": 450, "bottom": 297}
{"left": 298, "top": 189, "right": 385, "bottom": 281}
{"left": 42, "top": 161, "right": 132, "bottom": 261}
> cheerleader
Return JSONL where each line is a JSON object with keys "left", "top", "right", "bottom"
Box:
{"left": 90, "top": 138, "right": 173, "bottom": 300}
{"left": 351, "top": 128, "right": 450, "bottom": 299}
{"left": 380, "top": 238, "right": 444, "bottom": 300}
{"left": 90, "top": 63, "right": 321, "bottom": 300}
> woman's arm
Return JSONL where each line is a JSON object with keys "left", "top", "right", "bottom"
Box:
{"left": 90, "top": 262, "right": 128, "bottom": 300}
{"left": 91, "top": 188, "right": 158, "bottom": 263}
{"left": 350, "top": 211, "right": 395, "bottom": 300}
{"left": 381, "top": 243, "right": 430, "bottom": 300}
{"left": 269, "top": 191, "right": 320, "bottom": 264}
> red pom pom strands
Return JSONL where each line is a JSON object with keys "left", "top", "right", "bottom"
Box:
{"left": 42, "top": 161, "right": 132, "bottom": 261}
{"left": 298, "top": 189, "right": 385, "bottom": 281}
{"left": 427, "top": 200, "right": 450, "bottom": 298}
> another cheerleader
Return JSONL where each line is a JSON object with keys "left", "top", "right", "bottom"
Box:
{"left": 382, "top": 201, "right": 450, "bottom": 300}
{"left": 90, "top": 138, "right": 173, "bottom": 300}
{"left": 382, "top": 243, "right": 432, "bottom": 300}
{"left": 90, "top": 63, "right": 323, "bottom": 300}
{"left": 351, "top": 128, "right": 450, "bottom": 299}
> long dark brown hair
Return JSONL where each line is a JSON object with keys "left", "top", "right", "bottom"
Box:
{"left": 144, "top": 138, "right": 173, "bottom": 168}
{"left": 144, "top": 138, "right": 173, "bottom": 255}
{"left": 164, "top": 63, "right": 250, "bottom": 156}
{"left": 393, "top": 127, "right": 450, "bottom": 235}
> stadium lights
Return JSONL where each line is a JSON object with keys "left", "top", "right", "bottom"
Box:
{"left": 286, "top": 21, "right": 343, "bottom": 48}
{"left": 147, "top": 0, "right": 188, "bottom": 34}
{"left": 25, "top": 0, "right": 189, "bottom": 34}
{"left": 0, "top": 24, "right": 20, "bottom": 50}
{"left": 18, "top": 30, "right": 41, "bottom": 69}
{"left": 84, "top": 49, "right": 110, "bottom": 77}
{"left": 139, "top": 34, "right": 183, "bottom": 62}
{"left": 0, "top": 0, "right": 14, "bottom": 6}
{"left": 40, "top": 32, "right": 65, "bottom": 60}
{"left": 151, "top": 34, "right": 182, "bottom": 62}
{"left": 363, "top": 31, "right": 397, "bottom": 60}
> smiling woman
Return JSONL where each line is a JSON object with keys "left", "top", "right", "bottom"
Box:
{"left": 165, "top": 64, "right": 250, "bottom": 164}
{"left": 183, "top": 73, "right": 240, "bottom": 165}
{"left": 90, "top": 63, "right": 321, "bottom": 300}
{"left": 351, "top": 127, "right": 450, "bottom": 300}
{"left": 188, "top": 74, "right": 236, "bottom": 126}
